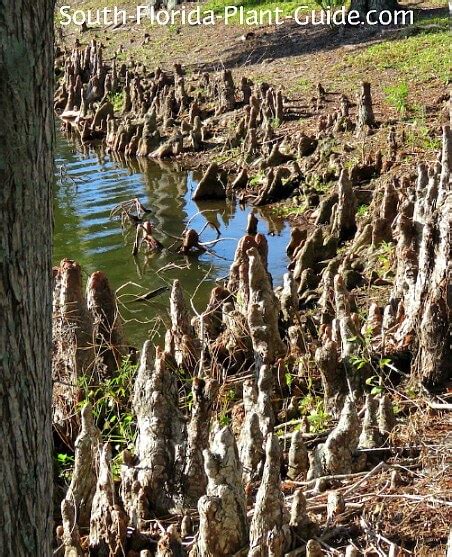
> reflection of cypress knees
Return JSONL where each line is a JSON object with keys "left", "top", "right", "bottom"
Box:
{"left": 54, "top": 52, "right": 417, "bottom": 220}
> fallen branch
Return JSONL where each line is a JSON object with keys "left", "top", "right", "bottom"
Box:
{"left": 130, "top": 286, "right": 170, "bottom": 302}
{"left": 342, "top": 461, "right": 387, "bottom": 497}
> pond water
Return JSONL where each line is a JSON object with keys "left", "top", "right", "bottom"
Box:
{"left": 54, "top": 132, "right": 292, "bottom": 348}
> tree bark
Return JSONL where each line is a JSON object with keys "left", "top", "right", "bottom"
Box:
{"left": 0, "top": 0, "right": 54, "bottom": 555}
{"left": 350, "top": 0, "right": 399, "bottom": 17}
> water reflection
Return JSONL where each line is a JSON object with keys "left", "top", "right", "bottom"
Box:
{"left": 54, "top": 131, "right": 291, "bottom": 347}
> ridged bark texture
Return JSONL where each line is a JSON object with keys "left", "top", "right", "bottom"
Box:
{"left": 0, "top": 0, "right": 54, "bottom": 554}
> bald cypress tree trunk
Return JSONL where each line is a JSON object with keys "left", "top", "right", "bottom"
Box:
{"left": 0, "top": 0, "right": 54, "bottom": 554}
{"left": 350, "top": 0, "right": 399, "bottom": 17}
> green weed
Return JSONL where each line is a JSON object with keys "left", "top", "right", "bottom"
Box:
{"left": 376, "top": 241, "right": 395, "bottom": 276}
{"left": 249, "top": 171, "right": 265, "bottom": 188}
{"left": 356, "top": 204, "right": 369, "bottom": 218}
{"left": 291, "top": 78, "right": 312, "bottom": 94}
{"left": 78, "top": 356, "right": 138, "bottom": 451}
{"left": 218, "top": 388, "right": 236, "bottom": 427}
{"left": 299, "top": 393, "right": 330, "bottom": 433}
{"left": 55, "top": 452, "right": 75, "bottom": 481}
{"left": 285, "top": 370, "right": 295, "bottom": 390}
{"left": 108, "top": 91, "right": 125, "bottom": 113}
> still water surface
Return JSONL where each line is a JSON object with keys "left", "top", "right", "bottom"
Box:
{"left": 54, "top": 132, "right": 291, "bottom": 347}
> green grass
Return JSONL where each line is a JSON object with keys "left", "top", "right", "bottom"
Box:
{"left": 405, "top": 117, "right": 442, "bottom": 152}
{"left": 414, "top": 14, "right": 448, "bottom": 30}
{"left": 384, "top": 82, "right": 410, "bottom": 118}
{"left": 273, "top": 202, "right": 307, "bottom": 217}
{"left": 290, "top": 77, "right": 313, "bottom": 95}
{"left": 310, "top": 178, "right": 334, "bottom": 193}
{"left": 348, "top": 31, "right": 450, "bottom": 85}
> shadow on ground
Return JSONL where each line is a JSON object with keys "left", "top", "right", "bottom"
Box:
{"left": 191, "top": 6, "right": 447, "bottom": 72}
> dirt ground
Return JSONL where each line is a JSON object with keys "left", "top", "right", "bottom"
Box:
{"left": 59, "top": 0, "right": 448, "bottom": 102}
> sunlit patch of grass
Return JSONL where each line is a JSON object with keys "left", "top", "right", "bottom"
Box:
{"left": 384, "top": 82, "right": 410, "bottom": 118}
{"left": 289, "top": 77, "right": 312, "bottom": 95}
{"left": 348, "top": 31, "right": 450, "bottom": 85}
{"left": 404, "top": 107, "right": 442, "bottom": 152}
